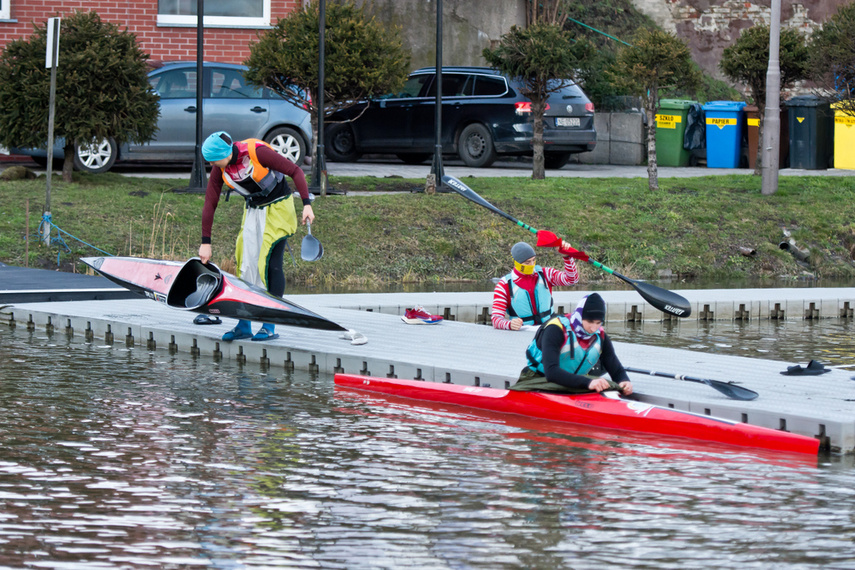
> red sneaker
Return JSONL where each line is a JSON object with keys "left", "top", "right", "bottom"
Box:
{"left": 401, "top": 306, "right": 443, "bottom": 325}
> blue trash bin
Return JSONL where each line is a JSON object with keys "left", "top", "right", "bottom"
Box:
{"left": 702, "top": 101, "right": 746, "bottom": 168}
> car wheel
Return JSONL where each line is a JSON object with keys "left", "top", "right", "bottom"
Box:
{"left": 544, "top": 152, "right": 571, "bottom": 169}
{"left": 458, "top": 123, "right": 496, "bottom": 168}
{"left": 396, "top": 153, "right": 431, "bottom": 165}
{"left": 265, "top": 127, "right": 306, "bottom": 165}
{"left": 325, "top": 123, "right": 361, "bottom": 162}
{"left": 73, "top": 137, "right": 118, "bottom": 174}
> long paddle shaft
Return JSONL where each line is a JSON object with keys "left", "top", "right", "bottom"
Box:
{"left": 624, "top": 366, "right": 759, "bottom": 401}
{"left": 441, "top": 175, "right": 692, "bottom": 318}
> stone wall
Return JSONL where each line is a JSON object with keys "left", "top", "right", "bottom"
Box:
{"left": 356, "top": 0, "right": 526, "bottom": 69}
{"left": 357, "top": 0, "right": 847, "bottom": 86}
{"left": 629, "top": 0, "right": 847, "bottom": 83}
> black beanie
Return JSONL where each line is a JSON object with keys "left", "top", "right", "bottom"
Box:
{"left": 582, "top": 293, "right": 606, "bottom": 321}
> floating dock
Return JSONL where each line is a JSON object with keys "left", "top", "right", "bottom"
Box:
{"left": 3, "top": 265, "right": 855, "bottom": 454}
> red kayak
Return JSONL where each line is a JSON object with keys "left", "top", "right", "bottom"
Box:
{"left": 334, "top": 374, "right": 820, "bottom": 456}
{"left": 82, "top": 256, "right": 346, "bottom": 331}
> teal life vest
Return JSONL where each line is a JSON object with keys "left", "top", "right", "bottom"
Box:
{"left": 503, "top": 266, "right": 554, "bottom": 325}
{"left": 525, "top": 314, "right": 603, "bottom": 376}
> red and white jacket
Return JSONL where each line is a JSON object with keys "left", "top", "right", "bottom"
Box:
{"left": 491, "top": 256, "right": 579, "bottom": 330}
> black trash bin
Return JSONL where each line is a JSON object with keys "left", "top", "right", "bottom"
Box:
{"left": 788, "top": 95, "right": 833, "bottom": 169}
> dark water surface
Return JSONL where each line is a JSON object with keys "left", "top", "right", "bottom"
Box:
{"left": 2, "top": 324, "right": 855, "bottom": 569}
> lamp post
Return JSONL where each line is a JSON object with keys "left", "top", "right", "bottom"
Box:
{"left": 310, "top": 0, "right": 328, "bottom": 196}
{"left": 429, "top": 0, "right": 445, "bottom": 190}
{"left": 175, "top": 0, "right": 207, "bottom": 193}
{"left": 761, "top": 0, "right": 781, "bottom": 195}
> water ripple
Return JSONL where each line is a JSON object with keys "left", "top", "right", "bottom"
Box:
{"left": 1, "top": 326, "right": 855, "bottom": 568}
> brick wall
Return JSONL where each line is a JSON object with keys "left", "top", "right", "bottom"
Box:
{"left": 0, "top": 0, "right": 302, "bottom": 63}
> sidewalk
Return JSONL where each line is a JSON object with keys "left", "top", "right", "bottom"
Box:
{"left": 4, "top": 152, "right": 855, "bottom": 180}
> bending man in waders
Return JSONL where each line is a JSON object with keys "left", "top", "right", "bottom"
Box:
{"left": 514, "top": 293, "right": 633, "bottom": 395}
{"left": 491, "top": 241, "right": 580, "bottom": 330}
{"left": 198, "top": 131, "right": 314, "bottom": 342}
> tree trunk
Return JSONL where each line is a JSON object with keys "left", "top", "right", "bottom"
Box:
{"left": 62, "top": 145, "right": 74, "bottom": 183}
{"left": 754, "top": 102, "right": 766, "bottom": 176}
{"left": 646, "top": 97, "right": 659, "bottom": 191}
{"left": 532, "top": 99, "right": 546, "bottom": 180}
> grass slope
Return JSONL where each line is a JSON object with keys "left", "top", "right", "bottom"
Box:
{"left": 1, "top": 172, "right": 854, "bottom": 286}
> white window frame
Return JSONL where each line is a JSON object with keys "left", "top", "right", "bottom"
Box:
{"left": 157, "top": 0, "right": 270, "bottom": 28}
{"left": 0, "top": 0, "right": 11, "bottom": 20}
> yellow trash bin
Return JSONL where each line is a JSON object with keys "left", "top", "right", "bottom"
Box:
{"left": 833, "top": 103, "right": 855, "bottom": 170}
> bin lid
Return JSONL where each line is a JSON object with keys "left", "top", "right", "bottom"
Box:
{"left": 659, "top": 99, "right": 696, "bottom": 110}
{"left": 788, "top": 94, "right": 828, "bottom": 107}
{"left": 702, "top": 100, "right": 747, "bottom": 111}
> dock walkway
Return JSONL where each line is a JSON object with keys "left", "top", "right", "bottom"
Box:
{"left": 4, "top": 276, "right": 855, "bottom": 453}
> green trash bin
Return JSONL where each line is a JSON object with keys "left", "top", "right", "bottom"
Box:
{"left": 788, "top": 95, "right": 833, "bottom": 169}
{"left": 655, "top": 99, "right": 695, "bottom": 166}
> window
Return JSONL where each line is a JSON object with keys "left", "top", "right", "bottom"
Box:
{"left": 473, "top": 76, "right": 507, "bottom": 97}
{"left": 0, "top": 0, "right": 11, "bottom": 20}
{"left": 150, "top": 69, "right": 197, "bottom": 99}
{"left": 425, "top": 74, "right": 472, "bottom": 98}
{"left": 379, "top": 74, "right": 432, "bottom": 99}
{"left": 210, "top": 68, "right": 262, "bottom": 99}
{"left": 157, "top": 0, "right": 270, "bottom": 28}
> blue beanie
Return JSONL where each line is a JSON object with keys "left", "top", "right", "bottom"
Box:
{"left": 202, "top": 131, "right": 234, "bottom": 161}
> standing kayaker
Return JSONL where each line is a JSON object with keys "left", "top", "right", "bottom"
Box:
{"left": 513, "top": 293, "right": 633, "bottom": 395}
{"left": 198, "top": 131, "right": 314, "bottom": 342}
{"left": 491, "top": 241, "right": 580, "bottom": 330}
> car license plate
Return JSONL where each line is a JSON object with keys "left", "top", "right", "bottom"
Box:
{"left": 556, "top": 117, "right": 581, "bottom": 127}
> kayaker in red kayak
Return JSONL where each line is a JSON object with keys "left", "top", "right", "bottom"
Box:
{"left": 514, "top": 293, "right": 633, "bottom": 396}
{"left": 491, "top": 241, "right": 580, "bottom": 330}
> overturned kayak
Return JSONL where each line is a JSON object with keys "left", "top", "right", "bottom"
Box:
{"left": 334, "top": 374, "right": 820, "bottom": 456}
{"left": 82, "top": 256, "right": 346, "bottom": 331}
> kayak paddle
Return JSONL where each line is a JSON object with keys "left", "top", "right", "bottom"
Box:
{"left": 624, "top": 366, "right": 759, "bottom": 400}
{"left": 441, "top": 175, "right": 692, "bottom": 318}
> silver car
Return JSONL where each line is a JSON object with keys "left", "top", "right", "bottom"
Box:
{"left": 12, "top": 61, "right": 312, "bottom": 173}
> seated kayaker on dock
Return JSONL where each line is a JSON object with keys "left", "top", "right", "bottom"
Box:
{"left": 513, "top": 293, "right": 633, "bottom": 396}
{"left": 491, "top": 241, "right": 580, "bottom": 330}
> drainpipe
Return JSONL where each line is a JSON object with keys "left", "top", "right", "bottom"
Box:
{"left": 779, "top": 239, "right": 810, "bottom": 263}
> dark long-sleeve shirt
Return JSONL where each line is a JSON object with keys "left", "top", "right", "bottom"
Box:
{"left": 201, "top": 145, "right": 310, "bottom": 243}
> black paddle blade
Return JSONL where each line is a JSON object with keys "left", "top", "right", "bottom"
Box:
{"left": 625, "top": 367, "right": 759, "bottom": 401}
{"left": 701, "top": 379, "right": 759, "bottom": 401}
{"left": 631, "top": 280, "right": 692, "bottom": 318}
{"left": 611, "top": 270, "right": 692, "bottom": 318}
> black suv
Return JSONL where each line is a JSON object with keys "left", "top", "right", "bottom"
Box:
{"left": 324, "top": 66, "right": 596, "bottom": 169}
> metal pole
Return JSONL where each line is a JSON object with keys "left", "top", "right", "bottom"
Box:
{"left": 761, "top": 0, "right": 781, "bottom": 195}
{"left": 311, "top": 0, "right": 328, "bottom": 196}
{"left": 186, "top": 0, "right": 207, "bottom": 192}
{"left": 429, "top": 0, "right": 444, "bottom": 186}
{"left": 43, "top": 17, "right": 60, "bottom": 246}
